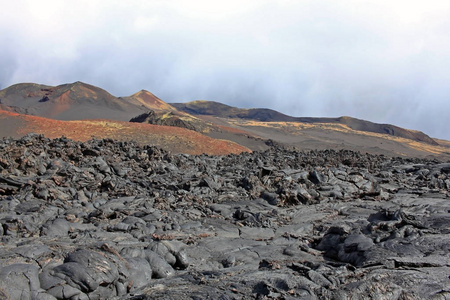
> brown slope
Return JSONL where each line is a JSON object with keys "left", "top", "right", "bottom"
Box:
{"left": 121, "top": 90, "right": 176, "bottom": 111}
{"left": 129, "top": 110, "right": 271, "bottom": 151}
{"left": 0, "top": 82, "right": 263, "bottom": 153}
{"left": 2, "top": 82, "right": 444, "bottom": 157}
{"left": 435, "top": 138, "right": 450, "bottom": 149}
{"left": 299, "top": 116, "right": 439, "bottom": 146}
{"left": 172, "top": 100, "right": 296, "bottom": 122}
{"left": 171, "top": 101, "right": 438, "bottom": 145}
{"left": 221, "top": 118, "right": 450, "bottom": 160}
{"left": 0, "top": 110, "right": 250, "bottom": 155}
{"left": 0, "top": 82, "right": 149, "bottom": 121}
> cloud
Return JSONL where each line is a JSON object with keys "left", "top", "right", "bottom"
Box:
{"left": 1, "top": 0, "right": 450, "bottom": 139}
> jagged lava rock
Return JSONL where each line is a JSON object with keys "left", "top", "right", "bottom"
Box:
{"left": 0, "top": 134, "right": 448, "bottom": 299}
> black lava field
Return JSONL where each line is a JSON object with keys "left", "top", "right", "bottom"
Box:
{"left": 0, "top": 134, "right": 449, "bottom": 299}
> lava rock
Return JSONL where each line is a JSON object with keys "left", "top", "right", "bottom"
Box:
{"left": 0, "top": 135, "right": 448, "bottom": 299}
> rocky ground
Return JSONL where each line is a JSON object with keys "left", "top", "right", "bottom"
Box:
{"left": 0, "top": 134, "right": 449, "bottom": 299}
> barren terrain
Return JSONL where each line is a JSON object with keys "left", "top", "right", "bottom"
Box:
{"left": 1, "top": 81, "right": 449, "bottom": 159}
{"left": 0, "top": 82, "right": 449, "bottom": 299}
{"left": 0, "top": 135, "right": 448, "bottom": 299}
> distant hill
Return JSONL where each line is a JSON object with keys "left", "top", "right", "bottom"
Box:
{"left": 0, "top": 82, "right": 148, "bottom": 121}
{"left": 172, "top": 101, "right": 438, "bottom": 145}
{"left": 121, "top": 90, "right": 176, "bottom": 111}
{"left": 171, "top": 100, "right": 297, "bottom": 122}
{"left": 0, "top": 81, "right": 448, "bottom": 159}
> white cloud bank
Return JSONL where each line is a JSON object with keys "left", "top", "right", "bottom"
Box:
{"left": 1, "top": 0, "right": 449, "bottom": 139}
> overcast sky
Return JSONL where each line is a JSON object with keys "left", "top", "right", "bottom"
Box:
{"left": 1, "top": 1, "right": 449, "bottom": 139}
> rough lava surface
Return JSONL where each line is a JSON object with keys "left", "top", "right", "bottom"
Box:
{"left": 0, "top": 134, "right": 449, "bottom": 299}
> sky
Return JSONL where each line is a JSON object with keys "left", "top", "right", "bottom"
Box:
{"left": 1, "top": 0, "right": 450, "bottom": 139}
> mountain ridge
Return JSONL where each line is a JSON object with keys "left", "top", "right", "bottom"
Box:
{"left": 0, "top": 81, "right": 147, "bottom": 121}
{"left": 121, "top": 90, "right": 176, "bottom": 111}
{"left": 0, "top": 81, "right": 447, "bottom": 158}
{"left": 172, "top": 101, "right": 438, "bottom": 145}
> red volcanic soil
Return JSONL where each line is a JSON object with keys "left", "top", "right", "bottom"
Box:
{"left": 0, "top": 110, "right": 250, "bottom": 155}
{"left": 47, "top": 90, "right": 72, "bottom": 117}
{"left": 0, "top": 110, "right": 27, "bottom": 138}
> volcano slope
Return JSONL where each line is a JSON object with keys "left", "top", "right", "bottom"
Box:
{"left": 0, "top": 82, "right": 153, "bottom": 121}
{"left": 0, "top": 109, "right": 250, "bottom": 155}
{"left": 2, "top": 82, "right": 449, "bottom": 159}
{"left": 171, "top": 101, "right": 450, "bottom": 160}
{"left": 0, "top": 134, "right": 449, "bottom": 299}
